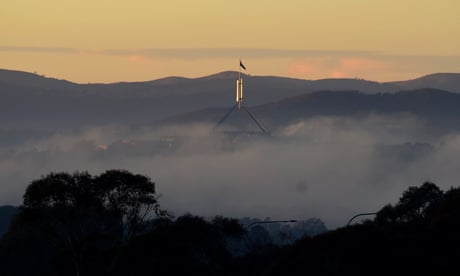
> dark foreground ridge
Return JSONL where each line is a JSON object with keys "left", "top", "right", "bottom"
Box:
{"left": 1, "top": 171, "right": 460, "bottom": 275}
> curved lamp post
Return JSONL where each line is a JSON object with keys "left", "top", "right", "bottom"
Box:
{"left": 347, "top": 212, "right": 377, "bottom": 226}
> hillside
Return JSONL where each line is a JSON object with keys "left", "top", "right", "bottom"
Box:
{"left": 0, "top": 70, "right": 309, "bottom": 128}
{"left": 390, "top": 73, "right": 460, "bottom": 93}
{"left": 2, "top": 69, "right": 460, "bottom": 129}
{"left": 166, "top": 89, "right": 460, "bottom": 134}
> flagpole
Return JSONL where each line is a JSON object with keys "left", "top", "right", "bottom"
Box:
{"left": 238, "top": 59, "right": 241, "bottom": 80}
{"left": 237, "top": 60, "right": 243, "bottom": 109}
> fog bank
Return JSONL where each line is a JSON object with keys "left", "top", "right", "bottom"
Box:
{"left": 1, "top": 115, "right": 459, "bottom": 228}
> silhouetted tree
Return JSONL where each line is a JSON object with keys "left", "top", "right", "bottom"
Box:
{"left": 23, "top": 172, "right": 96, "bottom": 209}
{"left": 212, "top": 215, "right": 246, "bottom": 238}
{"left": 94, "top": 170, "right": 165, "bottom": 238}
{"left": 431, "top": 187, "right": 460, "bottom": 231}
{"left": 21, "top": 170, "right": 165, "bottom": 238}
{"left": 260, "top": 182, "right": 460, "bottom": 276}
{"left": 246, "top": 225, "right": 273, "bottom": 251}
{"left": 375, "top": 182, "right": 444, "bottom": 225}
{"left": 374, "top": 204, "right": 399, "bottom": 224}
{"left": 115, "top": 214, "right": 245, "bottom": 276}
{"left": 1, "top": 170, "right": 165, "bottom": 276}
{"left": 398, "top": 182, "right": 443, "bottom": 222}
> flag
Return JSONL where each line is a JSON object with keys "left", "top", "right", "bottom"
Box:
{"left": 240, "top": 60, "right": 246, "bottom": 70}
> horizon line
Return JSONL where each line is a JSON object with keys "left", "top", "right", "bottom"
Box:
{"left": 1, "top": 67, "right": 459, "bottom": 85}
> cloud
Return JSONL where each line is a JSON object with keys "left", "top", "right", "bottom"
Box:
{"left": 0, "top": 46, "right": 77, "bottom": 54}
{"left": 286, "top": 56, "right": 393, "bottom": 79}
{"left": 98, "top": 48, "right": 375, "bottom": 59}
{"left": 0, "top": 45, "right": 377, "bottom": 59}
{"left": 3, "top": 46, "right": 458, "bottom": 82}
{"left": 127, "top": 55, "right": 152, "bottom": 64}
{"left": 338, "top": 58, "right": 390, "bottom": 71}
{"left": 286, "top": 57, "right": 338, "bottom": 79}
{"left": 5, "top": 45, "right": 459, "bottom": 62}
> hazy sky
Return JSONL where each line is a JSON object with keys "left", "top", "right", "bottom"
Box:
{"left": 2, "top": 0, "right": 460, "bottom": 83}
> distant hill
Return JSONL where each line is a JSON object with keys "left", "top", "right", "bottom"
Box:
{"left": 254, "top": 88, "right": 460, "bottom": 127}
{"left": 1, "top": 69, "right": 460, "bottom": 129}
{"left": 390, "top": 73, "right": 460, "bottom": 93}
{"left": 0, "top": 70, "right": 78, "bottom": 91}
{"left": 0, "top": 69, "right": 310, "bottom": 128}
{"left": 166, "top": 88, "right": 460, "bottom": 134}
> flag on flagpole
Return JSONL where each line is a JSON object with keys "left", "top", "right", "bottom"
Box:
{"left": 240, "top": 60, "right": 246, "bottom": 70}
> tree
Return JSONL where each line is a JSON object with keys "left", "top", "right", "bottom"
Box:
{"left": 430, "top": 187, "right": 460, "bottom": 231}
{"left": 94, "top": 170, "right": 165, "bottom": 238}
{"left": 375, "top": 182, "right": 444, "bottom": 225}
{"left": 3, "top": 170, "right": 165, "bottom": 276}
{"left": 116, "top": 214, "right": 245, "bottom": 276}
{"left": 22, "top": 169, "right": 164, "bottom": 238}
{"left": 23, "top": 172, "right": 91, "bottom": 208}
{"left": 212, "top": 215, "right": 246, "bottom": 238}
{"left": 397, "top": 182, "right": 443, "bottom": 222}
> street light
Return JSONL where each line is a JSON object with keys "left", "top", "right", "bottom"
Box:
{"left": 347, "top": 212, "right": 377, "bottom": 226}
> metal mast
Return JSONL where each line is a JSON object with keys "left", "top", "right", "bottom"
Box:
{"left": 214, "top": 60, "right": 270, "bottom": 135}
{"left": 236, "top": 61, "right": 243, "bottom": 109}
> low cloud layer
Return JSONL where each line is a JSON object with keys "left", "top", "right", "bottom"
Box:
{"left": 3, "top": 45, "right": 460, "bottom": 82}
{"left": 1, "top": 115, "right": 460, "bottom": 228}
{"left": 0, "top": 46, "right": 377, "bottom": 58}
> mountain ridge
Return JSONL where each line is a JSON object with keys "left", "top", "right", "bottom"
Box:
{"left": 2, "top": 68, "right": 460, "bottom": 129}
{"left": 2, "top": 68, "right": 460, "bottom": 89}
{"left": 165, "top": 88, "right": 460, "bottom": 135}
{"left": 389, "top": 73, "right": 460, "bottom": 93}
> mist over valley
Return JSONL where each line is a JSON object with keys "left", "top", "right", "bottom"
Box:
{"left": 2, "top": 70, "right": 460, "bottom": 228}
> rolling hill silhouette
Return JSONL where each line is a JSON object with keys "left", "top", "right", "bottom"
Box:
{"left": 166, "top": 89, "right": 460, "bottom": 135}
{"left": 1, "top": 69, "right": 460, "bottom": 129}
{"left": 390, "top": 73, "right": 460, "bottom": 93}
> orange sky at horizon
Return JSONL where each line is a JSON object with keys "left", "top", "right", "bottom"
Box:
{"left": 2, "top": 0, "right": 460, "bottom": 83}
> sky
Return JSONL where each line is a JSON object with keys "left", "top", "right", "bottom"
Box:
{"left": 1, "top": 0, "right": 460, "bottom": 83}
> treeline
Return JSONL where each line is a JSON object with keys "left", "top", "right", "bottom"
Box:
{"left": 0, "top": 170, "right": 322, "bottom": 275}
{"left": 1, "top": 171, "right": 460, "bottom": 275}
{"left": 261, "top": 182, "right": 460, "bottom": 276}
{"left": 0, "top": 170, "right": 244, "bottom": 275}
